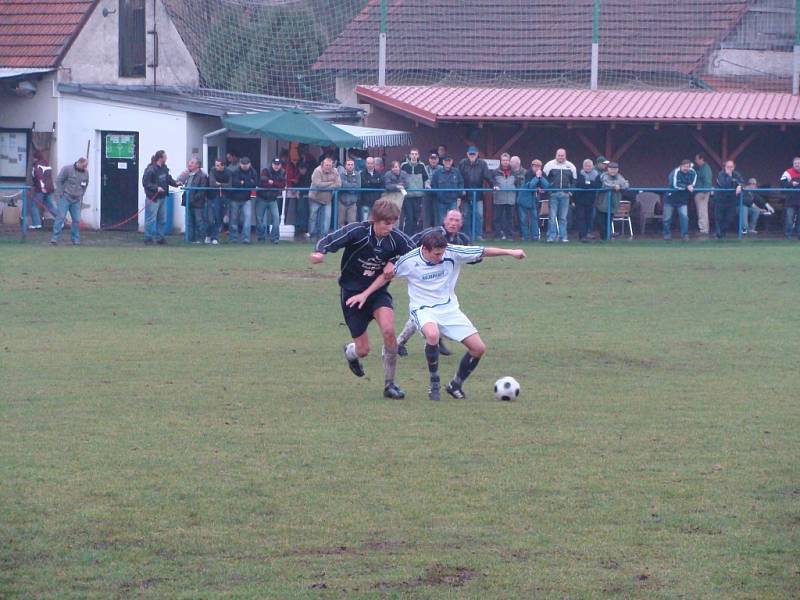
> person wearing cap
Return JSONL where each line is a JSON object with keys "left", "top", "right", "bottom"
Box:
{"left": 574, "top": 158, "right": 602, "bottom": 242}
{"left": 430, "top": 155, "right": 464, "bottom": 223}
{"left": 741, "top": 177, "right": 770, "bottom": 234}
{"left": 458, "top": 146, "right": 493, "bottom": 240}
{"left": 693, "top": 153, "right": 713, "bottom": 236}
{"left": 595, "top": 156, "right": 610, "bottom": 174}
{"left": 543, "top": 148, "right": 577, "bottom": 242}
{"left": 422, "top": 151, "right": 442, "bottom": 228}
{"left": 664, "top": 159, "right": 697, "bottom": 241}
{"left": 597, "top": 162, "right": 629, "bottom": 240}
{"left": 256, "top": 158, "right": 286, "bottom": 243}
{"left": 337, "top": 158, "right": 361, "bottom": 227}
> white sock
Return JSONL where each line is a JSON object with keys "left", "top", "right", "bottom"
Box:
{"left": 345, "top": 342, "right": 359, "bottom": 361}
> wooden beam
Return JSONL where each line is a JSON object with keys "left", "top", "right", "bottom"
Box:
{"left": 689, "top": 129, "right": 723, "bottom": 169}
{"left": 605, "top": 126, "right": 613, "bottom": 159}
{"left": 493, "top": 124, "right": 529, "bottom": 157}
{"left": 575, "top": 130, "right": 602, "bottom": 158}
{"left": 729, "top": 130, "right": 760, "bottom": 162}
{"left": 612, "top": 129, "right": 645, "bottom": 162}
{"left": 721, "top": 126, "right": 729, "bottom": 163}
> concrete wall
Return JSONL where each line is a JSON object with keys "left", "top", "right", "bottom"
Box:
{"left": 58, "top": 94, "right": 188, "bottom": 231}
{"left": 186, "top": 114, "right": 222, "bottom": 166}
{"left": 61, "top": 0, "right": 199, "bottom": 88}
{"left": 365, "top": 106, "right": 800, "bottom": 187}
{"left": 708, "top": 49, "right": 792, "bottom": 78}
{"left": 0, "top": 73, "right": 60, "bottom": 178}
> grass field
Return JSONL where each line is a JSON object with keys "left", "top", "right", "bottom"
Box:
{"left": 1, "top": 235, "right": 798, "bottom": 599}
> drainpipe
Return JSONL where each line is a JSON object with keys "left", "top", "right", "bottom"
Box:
{"left": 590, "top": 0, "right": 600, "bottom": 90}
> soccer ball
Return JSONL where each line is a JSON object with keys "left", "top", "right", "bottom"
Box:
{"left": 493, "top": 376, "right": 520, "bottom": 401}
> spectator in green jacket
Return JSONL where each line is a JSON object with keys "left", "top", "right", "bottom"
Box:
{"left": 693, "top": 153, "right": 713, "bottom": 236}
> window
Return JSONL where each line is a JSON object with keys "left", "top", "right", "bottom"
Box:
{"left": 119, "top": 0, "right": 146, "bottom": 78}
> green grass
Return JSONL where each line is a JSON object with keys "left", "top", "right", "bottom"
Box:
{"left": 1, "top": 235, "right": 798, "bottom": 598}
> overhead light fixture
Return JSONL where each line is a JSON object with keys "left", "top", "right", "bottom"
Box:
{"left": 102, "top": 7, "right": 117, "bottom": 17}
{"left": 13, "top": 80, "right": 36, "bottom": 97}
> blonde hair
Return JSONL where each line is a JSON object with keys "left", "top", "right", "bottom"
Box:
{"left": 370, "top": 198, "right": 401, "bottom": 222}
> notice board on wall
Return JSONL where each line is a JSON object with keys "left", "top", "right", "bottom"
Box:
{"left": 0, "top": 130, "right": 29, "bottom": 179}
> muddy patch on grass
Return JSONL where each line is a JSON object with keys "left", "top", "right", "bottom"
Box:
{"left": 573, "top": 348, "right": 659, "bottom": 369}
{"left": 373, "top": 563, "right": 479, "bottom": 591}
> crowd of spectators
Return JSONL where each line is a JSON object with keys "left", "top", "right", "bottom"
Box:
{"left": 22, "top": 144, "right": 800, "bottom": 244}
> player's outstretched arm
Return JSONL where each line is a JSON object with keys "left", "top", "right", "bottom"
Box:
{"left": 482, "top": 247, "right": 526, "bottom": 259}
{"left": 345, "top": 273, "right": 389, "bottom": 309}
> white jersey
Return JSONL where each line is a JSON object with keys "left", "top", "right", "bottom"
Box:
{"left": 393, "top": 244, "right": 484, "bottom": 311}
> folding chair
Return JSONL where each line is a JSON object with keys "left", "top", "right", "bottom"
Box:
{"left": 612, "top": 200, "right": 634, "bottom": 238}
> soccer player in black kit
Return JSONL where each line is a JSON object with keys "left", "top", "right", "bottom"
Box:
{"left": 310, "top": 198, "right": 415, "bottom": 399}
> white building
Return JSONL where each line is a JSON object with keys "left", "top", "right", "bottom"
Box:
{"left": 0, "top": 0, "right": 361, "bottom": 232}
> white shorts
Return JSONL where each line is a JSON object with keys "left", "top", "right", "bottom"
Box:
{"left": 410, "top": 303, "right": 477, "bottom": 342}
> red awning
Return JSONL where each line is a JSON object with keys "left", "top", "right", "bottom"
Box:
{"left": 356, "top": 86, "right": 800, "bottom": 125}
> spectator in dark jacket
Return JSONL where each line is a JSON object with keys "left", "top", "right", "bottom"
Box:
{"left": 29, "top": 151, "right": 57, "bottom": 229}
{"left": 715, "top": 160, "right": 744, "bottom": 239}
{"left": 256, "top": 158, "right": 285, "bottom": 243}
{"left": 383, "top": 160, "right": 410, "bottom": 211}
{"left": 458, "top": 146, "right": 493, "bottom": 240}
{"left": 742, "top": 177, "right": 771, "bottom": 235}
{"left": 430, "top": 155, "right": 464, "bottom": 223}
{"left": 360, "top": 156, "right": 384, "bottom": 221}
{"left": 664, "top": 159, "right": 697, "bottom": 241}
{"left": 779, "top": 156, "right": 800, "bottom": 239}
{"left": 207, "top": 159, "right": 229, "bottom": 244}
{"left": 142, "top": 150, "right": 180, "bottom": 245}
{"left": 574, "top": 159, "right": 601, "bottom": 242}
{"left": 183, "top": 158, "right": 209, "bottom": 243}
{"left": 229, "top": 156, "right": 258, "bottom": 243}
{"left": 423, "top": 152, "right": 441, "bottom": 228}
{"left": 518, "top": 159, "right": 549, "bottom": 241}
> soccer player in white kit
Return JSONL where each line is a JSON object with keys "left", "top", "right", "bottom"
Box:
{"left": 347, "top": 229, "right": 525, "bottom": 400}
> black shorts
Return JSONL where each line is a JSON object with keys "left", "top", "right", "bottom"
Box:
{"left": 340, "top": 287, "right": 394, "bottom": 338}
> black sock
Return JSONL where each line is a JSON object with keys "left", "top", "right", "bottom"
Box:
{"left": 425, "top": 343, "right": 439, "bottom": 377}
{"left": 455, "top": 352, "right": 480, "bottom": 383}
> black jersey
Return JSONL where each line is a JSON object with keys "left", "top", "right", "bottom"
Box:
{"left": 316, "top": 222, "right": 416, "bottom": 292}
{"left": 411, "top": 225, "right": 471, "bottom": 247}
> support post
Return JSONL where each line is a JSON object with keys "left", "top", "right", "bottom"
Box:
{"left": 21, "top": 188, "right": 27, "bottom": 242}
{"left": 184, "top": 189, "right": 190, "bottom": 242}
{"left": 738, "top": 190, "right": 744, "bottom": 241}
{"left": 471, "top": 191, "right": 477, "bottom": 241}
{"left": 606, "top": 189, "right": 612, "bottom": 241}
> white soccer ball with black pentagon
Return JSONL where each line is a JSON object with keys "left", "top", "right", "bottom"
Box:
{"left": 493, "top": 376, "right": 520, "bottom": 401}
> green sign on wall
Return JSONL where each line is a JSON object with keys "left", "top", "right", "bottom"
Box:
{"left": 105, "top": 134, "right": 135, "bottom": 159}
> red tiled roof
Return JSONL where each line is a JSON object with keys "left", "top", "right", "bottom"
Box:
{"left": 0, "top": 0, "right": 97, "bottom": 68}
{"left": 315, "top": 0, "right": 748, "bottom": 77}
{"left": 356, "top": 85, "right": 800, "bottom": 124}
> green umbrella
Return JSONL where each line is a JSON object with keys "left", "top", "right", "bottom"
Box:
{"left": 222, "top": 109, "right": 363, "bottom": 148}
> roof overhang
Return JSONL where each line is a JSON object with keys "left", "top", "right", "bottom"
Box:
{"left": 0, "top": 68, "right": 55, "bottom": 80}
{"left": 58, "top": 84, "right": 364, "bottom": 121}
{"left": 356, "top": 85, "right": 800, "bottom": 126}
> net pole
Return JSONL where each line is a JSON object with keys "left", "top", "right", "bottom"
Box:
{"left": 738, "top": 190, "right": 744, "bottom": 241}
{"left": 378, "top": 0, "right": 387, "bottom": 86}
{"left": 591, "top": 0, "right": 600, "bottom": 90}
{"left": 794, "top": 0, "right": 800, "bottom": 94}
